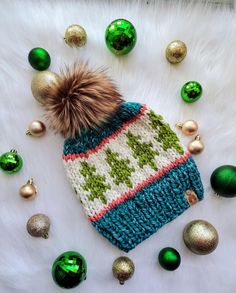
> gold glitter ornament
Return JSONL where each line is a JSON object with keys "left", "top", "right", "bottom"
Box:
{"left": 26, "top": 120, "right": 46, "bottom": 137}
{"left": 166, "top": 40, "right": 187, "bottom": 64}
{"left": 112, "top": 256, "right": 135, "bottom": 285}
{"left": 188, "top": 135, "right": 204, "bottom": 154}
{"left": 31, "top": 71, "right": 60, "bottom": 104}
{"left": 183, "top": 220, "right": 219, "bottom": 255}
{"left": 26, "top": 213, "right": 50, "bottom": 239}
{"left": 64, "top": 24, "right": 87, "bottom": 47}
{"left": 176, "top": 120, "right": 198, "bottom": 136}
{"left": 19, "top": 179, "right": 37, "bottom": 200}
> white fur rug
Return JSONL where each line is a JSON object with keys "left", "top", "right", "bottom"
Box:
{"left": 1, "top": 1, "right": 236, "bottom": 292}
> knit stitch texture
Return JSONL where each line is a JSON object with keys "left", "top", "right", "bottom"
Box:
{"left": 63, "top": 102, "right": 204, "bottom": 251}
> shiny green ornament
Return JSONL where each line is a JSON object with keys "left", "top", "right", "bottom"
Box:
{"left": 105, "top": 19, "right": 137, "bottom": 56}
{"left": 28, "top": 47, "right": 51, "bottom": 71}
{"left": 158, "top": 247, "right": 181, "bottom": 271}
{"left": 0, "top": 150, "right": 23, "bottom": 174}
{"left": 52, "top": 251, "right": 87, "bottom": 289}
{"left": 181, "top": 81, "right": 202, "bottom": 103}
{"left": 210, "top": 165, "right": 236, "bottom": 197}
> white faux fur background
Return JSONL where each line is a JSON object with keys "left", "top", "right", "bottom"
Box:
{"left": 1, "top": 0, "right": 236, "bottom": 292}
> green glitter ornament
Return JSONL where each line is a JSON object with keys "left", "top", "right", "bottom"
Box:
{"left": 181, "top": 81, "right": 202, "bottom": 103}
{"left": 28, "top": 47, "right": 51, "bottom": 71}
{"left": 210, "top": 165, "right": 236, "bottom": 198}
{"left": 105, "top": 19, "right": 137, "bottom": 56}
{"left": 0, "top": 150, "right": 23, "bottom": 174}
{"left": 158, "top": 247, "right": 181, "bottom": 271}
{"left": 52, "top": 251, "right": 87, "bottom": 289}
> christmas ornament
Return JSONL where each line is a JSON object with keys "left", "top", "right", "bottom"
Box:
{"left": 28, "top": 47, "right": 51, "bottom": 71}
{"left": 176, "top": 120, "right": 198, "bottom": 136}
{"left": 31, "top": 71, "right": 60, "bottom": 104}
{"left": 52, "top": 251, "right": 87, "bottom": 289}
{"left": 166, "top": 40, "right": 187, "bottom": 64}
{"left": 42, "top": 63, "right": 203, "bottom": 252}
{"left": 26, "top": 213, "right": 50, "bottom": 239}
{"left": 0, "top": 150, "right": 23, "bottom": 174}
{"left": 158, "top": 247, "right": 181, "bottom": 271}
{"left": 210, "top": 165, "right": 236, "bottom": 197}
{"left": 112, "top": 256, "right": 135, "bottom": 285}
{"left": 26, "top": 120, "right": 46, "bottom": 137}
{"left": 183, "top": 220, "right": 219, "bottom": 255}
{"left": 64, "top": 24, "right": 87, "bottom": 47}
{"left": 188, "top": 135, "right": 204, "bottom": 154}
{"left": 105, "top": 19, "right": 137, "bottom": 56}
{"left": 181, "top": 81, "right": 202, "bottom": 103}
{"left": 19, "top": 179, "right": 37, "bottom": 200}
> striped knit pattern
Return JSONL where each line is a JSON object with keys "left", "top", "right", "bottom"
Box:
{"left": 63, "top": 102, "right": 204, "bottom": 251}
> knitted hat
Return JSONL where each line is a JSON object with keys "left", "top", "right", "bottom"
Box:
{"left": 44, "top": 64, "right": 204, "bottom": 252}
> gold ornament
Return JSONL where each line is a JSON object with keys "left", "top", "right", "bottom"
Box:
{"left": 64, "top": 24, "right": 87, "bottom": 47}
{"left": 166, "top": 40, "right": 187, "bottom": 64}
{"left": 176, "top": 120, "right": 198, "bottom": 136}
{"left": 26, "top": 213, "right": 50, "bottom": 239}
{"left": 183, "top": 220, "right": 219, "bottom": 255}
{"left": 112, "top": 256, "right": 135, "bottom": 285}
{"left": 19, "top": 178, "right": 37, "bottom": 200}
{"left": 31, "top": 71, "right": 60, "bottom": 104}
{"left": 188, "top": 135, "right": 204, "bottom": 154}
{"left": 26, "top": 120, "right": 46, "bottom": 137}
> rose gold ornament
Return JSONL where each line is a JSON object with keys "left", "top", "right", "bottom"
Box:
{"left": 26, "top": 120, "right": 46, "bottom": 137}
{"left": 188, "top": 135, "right": 204, "bottom": 154}
{"left": 19, "top": 178, "right": 37, "bottom": 200}
{"left": 176, "top": 120, "right": 198, "bottom": 136}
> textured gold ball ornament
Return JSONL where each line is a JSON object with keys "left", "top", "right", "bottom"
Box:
{"left": 188, "top": 135, "right": 204, "bottom": 154}
{"left": 19, "top": 179, "right": 37, "bottom": 200}
{"left": 166, "top": 40, "right": 187, "bottom": 64}
{"left": 176, "top": 120, "right": 198, "bottom": 136}
{"left": 112, "top": 256, "right": 135, "bottom": 285}
{"left": 183, "top": 220, "right": 219, "bottom": 255}
{"left": 64, "top": 24, "right": 87, "bottom": 47}
{"left": 31, "top": 71, "right": 60, "bottom": 104}
{"left": 26, "top": 213, "right": 50, "bottom": 239}
{"left": 26, "top": 120, "right": 46, "bottom": 137}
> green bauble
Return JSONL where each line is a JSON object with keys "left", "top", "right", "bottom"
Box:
{"left": 28, "top": 47, "right": 51, "bottom": 71}
{"left": 210, "top": 165, "right": 236, "bottom": 197}
{"left": 52, "top": 251, "right": 87, "bottom": 289}
{"left": 181, "top": 81, "right": 202, "bottom": 103}
{"left": 0, "top": 150, "right": 23, "bottom": 174}
{"left": 105, "top": 19, "right": 137, "bottom": 56}
{"left": 158, "top": 247, "right": 181, "bottom": 271}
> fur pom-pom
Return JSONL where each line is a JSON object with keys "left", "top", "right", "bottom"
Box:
{"left": 44, "top": 63, "right": 123, "bottom": 138}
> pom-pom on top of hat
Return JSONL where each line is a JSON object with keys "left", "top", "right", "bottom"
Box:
{"left": 44, "top": 63, "right": 123, "bottom": 138}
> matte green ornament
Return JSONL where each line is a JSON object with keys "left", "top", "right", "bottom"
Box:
{"left": 0, "top": 150, "right": 23, "bottom": 174}
{"left": 105, "top": 19, "right": 137, "bottom": 56}
{"left": 52, "top": 251, "right": 87, "bottom": 289}
{"left": 181, "top": 81, "right": 202, "bottom": 103}
{"left": 210, "top": 165, "right": 236, "bottom": 197}
{"left": 28, "top": 47, "right": 51, "bottom": 71}
{"left": 158, "top": 247, "right": 181, "bottom": 271}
